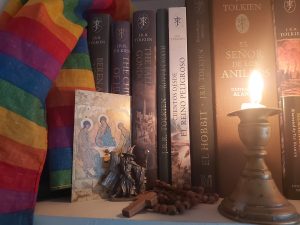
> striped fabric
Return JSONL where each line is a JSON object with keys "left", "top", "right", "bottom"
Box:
{"left": 46, "top": 29, "right": 96, "bottom": 190}
{"left": 0, "top": 0, "right": 131, "bottom": 225}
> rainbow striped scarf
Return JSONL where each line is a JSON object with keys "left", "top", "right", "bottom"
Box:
{"left": 0, "top": 0, "right": 131, "bottom": 224}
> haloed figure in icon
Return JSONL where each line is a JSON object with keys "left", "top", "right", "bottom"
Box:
{"left": 95, "top": 116, "right": 116, "bottom": 148}
{"left": 77, "top": 119, "right": 102, "bottom": 178}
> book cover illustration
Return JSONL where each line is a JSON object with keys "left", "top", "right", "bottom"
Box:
{"left": 277, "top": 40, "right": 300, "bottom": 95}
{"left": 72, "top": 90, "right": 130, "bottom": 202}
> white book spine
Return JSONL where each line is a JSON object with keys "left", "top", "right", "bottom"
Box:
{"left": 168, "top": 7, "right": 191, "bottom": 186}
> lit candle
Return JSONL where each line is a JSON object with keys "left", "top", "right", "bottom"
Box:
{"left": 241, "top": 70, "right": 266, "bottom": 110}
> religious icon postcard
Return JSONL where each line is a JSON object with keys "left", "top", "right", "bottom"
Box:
{"left": 72, "top": 90, "right": 131, "bottom": 202}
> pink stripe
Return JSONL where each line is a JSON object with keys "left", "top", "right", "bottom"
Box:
{"left": 0, "top": 31, "right": 60, "bottom": 81}
{"left": 0, "top": 189, "right": 35, "bottom": 213}
{"left": 48, "top": 126, "right": 73, "bottom": 149}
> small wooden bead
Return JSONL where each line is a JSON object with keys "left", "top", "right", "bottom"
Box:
{"left": 159, "top": 204, "right": 168, "bottom": 214}
{"left": 202, "top": 194, "right": 208, "bottom": 203}
{"left": 153, "top": 204, "right": 160, "bottom": 212}
{"left": 167, "top": 205, "right": 177, "bottom": 215}
{"left": 182, "top": 200, "right": 191, "bottom": 209}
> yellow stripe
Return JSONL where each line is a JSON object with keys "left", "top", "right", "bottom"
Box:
{"left": 4, "top": 0, "right": 23, "bottom": 17}
{"left": 0, "top": 107, "right": 47, "bottom": 149}
{"left": 54, "top": 69, "right": 95, "bottom": 88}
{"left": 25, "top": 0, "right": 83, "bottom": 38}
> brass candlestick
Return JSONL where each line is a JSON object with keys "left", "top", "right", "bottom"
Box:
{"left": 218, "top": 107, "right": 300, "bottom": 224}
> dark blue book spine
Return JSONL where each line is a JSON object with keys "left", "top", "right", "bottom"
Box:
{"left": 156, "top": 9, "right": 171, "bottom": 183}
{"left": 87, "top": 13, "right": 111, "bottom": 92}
{"left": 131, "top": 10, "right": 157, "bottom": 188}
{"left": 110, "top": 21, "right": 131, "bottom": 95}
{"left": 186, "top": 0, "right": 216, "bottom": 192}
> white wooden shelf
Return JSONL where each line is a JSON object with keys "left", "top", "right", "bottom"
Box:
{"left": 34, "top": 198, "right": 300, "bottom": 225}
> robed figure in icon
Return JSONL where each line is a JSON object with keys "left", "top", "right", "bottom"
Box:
{"left": 77, "top": 119, "right": 102, "bottom": 178}
{"left": 117, "top": 122, "right": 131, "bottom": 153}
{"left": 95, "top": 116, "right": 116, "bottom": 147}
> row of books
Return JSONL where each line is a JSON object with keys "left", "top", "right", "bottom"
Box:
{"left": 86, "top": 0, "right": 300, "bottom": 199}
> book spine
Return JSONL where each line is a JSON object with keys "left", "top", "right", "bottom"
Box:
{"left": 186, "top": 0, "right": 216, "bottom": 192}
{"left": 156, "top": 9, "right": 171, "bottom": 183}
{"left": 110, "top": 21, "right": 131, "bottom": 95}
{"left": 168, "top": 7, "right": 191, "bottom": 186}
{"left": 87, "top": 14, "right": 111, "bottom": 92}
{"left": 131, "top": 10, "right": 157, "bottom": 188}
{"left": 212, "top": 0, "right": 282, "bottom": 196}
{"left": 273, "top": 0, "right": 300, "bottom": 199}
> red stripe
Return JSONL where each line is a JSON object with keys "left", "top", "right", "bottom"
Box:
{"left": 6, "top": 17, "right": 70, "bottom": 64}
{"left": 46, "top": 87, "right": 75, "bottom": 108}
{"left": 46, "top": 87, "right": 96, "bottom": 107}
{"left": 0, "top": 161, "right": 40, "bottom": 193}
{"left": 47, "top": 105, "right": 74, "bottom": 128}
{"left": 0, "top": 12, "right": 12, "bottom": 29}
{"left": 0, "top": 135, "right": 46, "bottom": 172}
{"left": 17, "top": 3, "right": 77, "bottom": 50}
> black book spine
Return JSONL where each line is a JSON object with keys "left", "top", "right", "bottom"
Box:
{"left": 87, "top": 13, "right": 110, "bottom": 92}
{"left": 281, "top": 97, "right": 300, "bottom": 199}
{"left": 186, "top": 0, "right": 216, "bottom": 192}
{"left": 110, "top": 21, "right": 131, "bottom": 95}
{"left": 273, "top": 0, "right": 300, "bottom": 199}
{"left": 156, "top": 9, "right": 171, "bottom": 183}
{"left": 131, "top": 10, "right": 157, "bottom": 188}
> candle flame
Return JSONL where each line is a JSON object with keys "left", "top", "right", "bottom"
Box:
{"left": 248, "top": 70, "right": 264, "bottom": 105}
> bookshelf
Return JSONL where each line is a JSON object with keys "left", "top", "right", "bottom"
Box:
{"left": 34, "top": 198, "right": 300, "bottom": 225}
{"left": 0, "top": 0, "right": 299, "bottom": 224}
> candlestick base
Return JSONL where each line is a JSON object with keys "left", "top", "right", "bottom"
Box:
{"left": 218, "top": 108, "right": 300, "bottom": 224}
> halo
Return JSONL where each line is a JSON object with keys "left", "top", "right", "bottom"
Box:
{"left": 116, "top": 121, "right": 125, "bottom": 130}
{"left": 98, "top": 114, "right": 109, "bottom": 124}
{"left": 80, "top": 118, "right": 93, "bottom": 131}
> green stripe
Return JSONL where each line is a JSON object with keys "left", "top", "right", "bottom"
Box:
{"left": 0, "top": 79, "right": 46, "bottom": 127}
{"left": 63, "top": 0, "right": 87, "bottom": 27}
{"left": 62, "top": 53, "right": 92, "bottom": 70}
{"left": 50, "top": 170, "right": 72, "bottom": 190}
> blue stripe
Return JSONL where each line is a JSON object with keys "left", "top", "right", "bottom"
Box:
{"left": 72, "top": 35, "right": 89, "bottom": 54}
{"left": 0, "top": 54, "right": 52, "bottom": 101}
{"left": 48, "top": 147, "right": 72, "bottom": 171}
{"left": 75, "top": 0, "right": 93, "bottom": 24}
{"left": 0, "top": 209, "right": 33, "bottom": 225}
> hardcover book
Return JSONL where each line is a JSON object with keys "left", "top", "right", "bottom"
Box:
{"left": 273, "top": 0, "right": 300, "bottom": 199}
{"left": 212, "top": 0, "right": 282, "bottom": 196}
{"left": 186, "top": 0, "right": 216, "bottom": 192}
{"left": 110, "top": 21, "right": 131, "bottom": 95}
{"left": 87, "top": 14, "right": 111, "bottom": 92}
{"left": 168, "top": 7, "right": 191, "bottom": 186}
{"left": 156, "top": 8, "right": 171, "bottom": 183}
{"left": 131, "top": 10, "right": 157, "bottom": 188}
{"left": 72, "top": 90, "right": 131, "bottom": 202}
